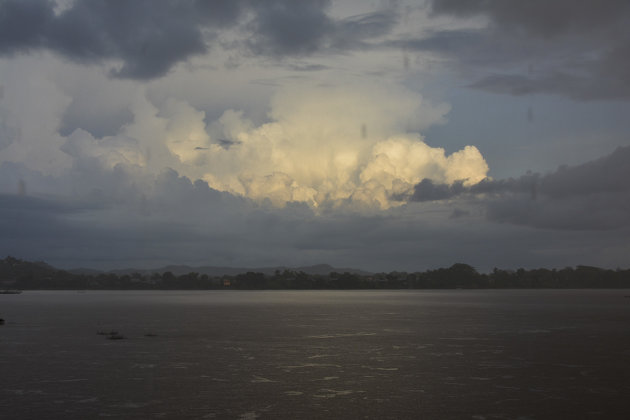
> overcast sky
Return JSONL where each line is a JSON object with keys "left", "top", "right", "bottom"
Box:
{"left": 1, "top": 0, "right": 629, "bottom": 272}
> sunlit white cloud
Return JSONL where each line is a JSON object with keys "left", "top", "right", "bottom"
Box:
{"left": 0, "top": 56, "right": 488, "bottom": 211}
{"left": 194, "top": 83, "right": 488, "bottom": 208}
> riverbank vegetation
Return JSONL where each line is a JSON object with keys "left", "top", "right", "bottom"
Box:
{"left": 2, "top": 257, "right": 629, "bottom": 290}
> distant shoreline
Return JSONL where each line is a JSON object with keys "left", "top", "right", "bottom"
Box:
{"left": 2, "top": 257, "right": 629, "bottom": 290}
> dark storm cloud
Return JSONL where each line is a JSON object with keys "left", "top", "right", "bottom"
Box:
{"left": 0, "top": 162, "right": 321, "bottom": 270}
{"left": 2, "top": 159, "right": 628, "bottom": 271}
{"left": 407, "top": 178, "right": 466, "bottom": 202}
{"left": 403, "top": 175, "right": 539, "bottom": 203}
{"left": 0, "top": 192, "right": 210, "bottom": 268}
{"left": 430, "top": 0, "right": 629, "bottom": 35}
{"left": 246, "top": 2, "right": 397, "bottom": 57}
{"left": 246, "top": 0, "right": 333, "bottom": 56}
{"left": 417, "top": 0, "right": 630, "bottom": 100}
{"left": 488, "top": 147, "right": 630, "bottom": 230}
{"left": 0, "top": 192, "right": 112, "bottom": 264}
{"left": 485, "top": 191, "right": 630, "bottom": 231}
{"left": 0, "top": 0, "right": 53, "bottom": 54}
{"left": 0, "top": 194, "right": 75, "bottom": 257}
{"left": 0, "top": 0, "right": 239, "bottom": 79}
{"left": 330, "top": 9, "right": 398, "bottom": 50}
{"left": 0, "top": 0, "right": 399, "bottom": 79}
{"left": 406, "top": 146, "right": 630, "bottom": 230}
{"left": 538, "top": 147, "right": 630, "bottom": 197}
{"left": 0, "top": 161, "right": 252, "bottom": 268}
{"left": 0, "top": 193, "right": 90, "bottom": 214}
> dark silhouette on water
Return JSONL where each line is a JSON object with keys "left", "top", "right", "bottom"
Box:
{"left": 96, "top": 330, "right": 126, "bottom": 340}
{"left": 107, "top": 334, "right": 126, "bottom": 340}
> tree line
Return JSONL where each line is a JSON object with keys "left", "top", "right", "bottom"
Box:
{"left": 1, "top": 257, "right": 629, "bottom": 290}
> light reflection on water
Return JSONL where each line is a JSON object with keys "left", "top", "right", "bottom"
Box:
{"left": 1, "top": 290, "right": 629, "bottom": 419}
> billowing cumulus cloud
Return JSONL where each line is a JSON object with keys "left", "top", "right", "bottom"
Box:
{"left": 0, "top": 70, "right": 628, "bottom": 270}
{"left": 0, "top": 56, "right": 487, "bottom": 211}
{"left": 191, "top": 84, "right": 487, "bottom": 208}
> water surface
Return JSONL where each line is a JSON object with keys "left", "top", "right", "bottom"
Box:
{"left": 1, "top": 290, "right": 629, "bottom": 419}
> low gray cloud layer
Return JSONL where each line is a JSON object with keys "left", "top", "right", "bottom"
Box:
{"left": 407, "top": 146, "right": 630, "bottom": 230}
{"left": 2, "top": 143, "right": 629, "bottom": 271}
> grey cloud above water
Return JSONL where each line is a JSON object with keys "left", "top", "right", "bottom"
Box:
{"left": 406, "top": 146, "right": 630, "bottom": 230}
{"left": 0, "top": 160, "right": 325, "bottom": 270}
{"left": 2, "top": 182, "right": 625, "bottom": 272}
{"left": 1, "top": 149, "right": 628, "bottom": 272}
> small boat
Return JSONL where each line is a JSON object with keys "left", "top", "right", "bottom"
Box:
{"left": 0, "top": 290, "right": 22, "bottom": 294}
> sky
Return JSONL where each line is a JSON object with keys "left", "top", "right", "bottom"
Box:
{"left": 1, "top": 0, "right": 630, "bottom": 272}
